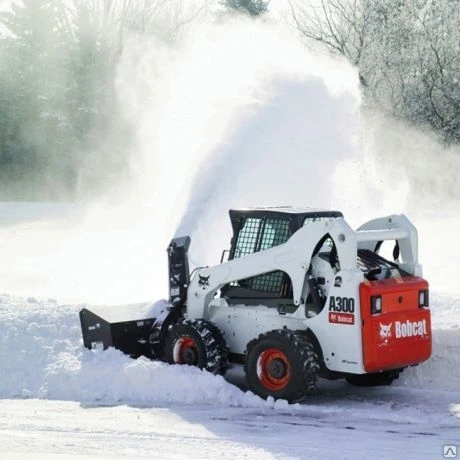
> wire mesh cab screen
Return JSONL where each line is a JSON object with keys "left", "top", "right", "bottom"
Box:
{"left": 234, "top": 217, "right": 291, "bottom": 258}
{"left": 229, "top": 217, "right": 292, "bottom": 296}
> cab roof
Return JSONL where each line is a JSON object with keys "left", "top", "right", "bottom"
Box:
{"left": 229, "top": 207, "right": 343, "bottom": 233}
{"left": 230, "top": 206, "right": 343, "bottom": 218}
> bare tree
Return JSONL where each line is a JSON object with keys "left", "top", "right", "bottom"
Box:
{"left": 289, "top": 0, "right": 460, "bottom": 143}
{"left": 223, "top": 0, "right": 269, "bottom": 16}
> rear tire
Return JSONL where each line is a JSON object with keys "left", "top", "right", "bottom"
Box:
{"left": 244, "top": 330, "right": 320, "bottom": 402}
{"left": 163, "top": 319, "right": 229, "bottom": 375}
{"left": 346, "top": 369, "right": 403, "bottom": 386}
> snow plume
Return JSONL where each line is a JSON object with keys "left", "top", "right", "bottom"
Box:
{"left": 1, "top": 4, "right": 458, "bottom": 303}
{"left": 109, "top": 15, "right": 360, "bottom": 268}
{"left": 0, "top": 12, "right": 360, "bottom": 303}
{"left": 329, "top": 112, "right": 460, "bottom": 294}
{"left": 331, "top": 111, "right": 460, "bottom": 221}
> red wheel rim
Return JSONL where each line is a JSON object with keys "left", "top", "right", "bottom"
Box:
{"left": 257, "top": 348, "right": 291, "bottom": 391}
{"left": 173, "top": 336, "right": 198, "bottom": 365}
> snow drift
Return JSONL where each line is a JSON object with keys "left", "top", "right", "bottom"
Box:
{"left": 0, "top": 294, "right": 270, "bottom": 407}
{"left": 399, "top": 294, "right": 460, "bottom": 391}
{"left": 0, "top": 293, "right": 458, "bottom": 407}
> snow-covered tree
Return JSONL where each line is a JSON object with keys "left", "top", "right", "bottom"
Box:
{"left": 222, "top": 0, "right": 269, "bottom": 16}
{"left": 290, "top": 0, "right": 460, "bottom": 143}
{"left": 0, "top": 0, "right": 213, "bottom": 199}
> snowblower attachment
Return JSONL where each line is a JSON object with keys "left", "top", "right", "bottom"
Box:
{"left": 79, "top": 304, "right": 156, "bottom": 358}
{"left": 79, "top": 236, "right": 191, "bottom": 359}
{"left": 167, "top": 235, "right": 190, "bottom": 305}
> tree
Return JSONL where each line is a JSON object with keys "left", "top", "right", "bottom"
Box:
{"left": 222, "top": 0, "right": 269, "bottom": 16}
{"left": 0, "top": 0, "right": 72, "bottom": 196}
{"left": 289, "top": 0, "right": 460, "bottom": 143}
{"left": 0, "top": 0, "right": 214, "bottom": 199}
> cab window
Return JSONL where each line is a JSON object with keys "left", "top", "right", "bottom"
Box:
{"left": 229, "top": 216, "right": 292, "bottom": 298}
{"left": 234, "top": 217, "right": 262, "bottom": 258}
{"left": 234, "top": 217, "right": 291, "bottom": 259}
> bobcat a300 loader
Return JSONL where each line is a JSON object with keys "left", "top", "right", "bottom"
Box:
{"left": 80, "top": 207, "right": 431, "bottom": 402}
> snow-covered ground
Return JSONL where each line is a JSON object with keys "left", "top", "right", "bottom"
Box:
{"left": 0, "top": 204, "right": 459, "bottom": 459}
{"left": 0, "top": 295, "right": 459, "bottom": 459}
{"left": 0, "top": 389, "right": 458, "bottom": 460}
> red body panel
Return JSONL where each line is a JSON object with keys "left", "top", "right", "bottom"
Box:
{"left": 360, "top": 277, "right": 431, "bottom": 373}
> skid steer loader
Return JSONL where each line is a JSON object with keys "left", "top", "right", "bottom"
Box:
{"left": 80, "top": 207, "right": 431, "bottom": 402}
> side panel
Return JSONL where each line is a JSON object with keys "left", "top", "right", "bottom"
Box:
{"left": 207, "top": 303, "right": 305, "bottom": 355}
{"left": 80, "top": 309, "right": 114, "bottom": 350}
{"left": 306, "top": 270, "right": 365, "bottom": 374}
{"left": 360, "top": 277, "right": 431, "bottom": 372}
{"left": 207, "top": 269, "right": 367, "bottom": 375}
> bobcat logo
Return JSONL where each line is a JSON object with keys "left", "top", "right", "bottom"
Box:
{"left": 379, "top": 323, "right": 392, "bottom": 343}
{"left": 198, "top": 274, "right": 210, "bottom": 286}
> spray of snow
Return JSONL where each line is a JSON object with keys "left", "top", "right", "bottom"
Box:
{"left": 0, "top": 15, "right": 360, "bottom": 303}
{"left": 331, "top": 113, "right": 460, "bottom": 295}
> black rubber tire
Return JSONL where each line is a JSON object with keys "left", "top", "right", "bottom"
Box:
{"left": 163, "top": 319, "right": 229, "bottom": 375}
{"left": 345, "top": 368, "right": 403, "bottom": 386}
{"left": 244, "top": 329, "right": 320, "bottom": 402}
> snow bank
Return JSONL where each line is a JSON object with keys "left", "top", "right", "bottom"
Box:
{"left": 0, "top": 295, "right": 269, "bottom": 408}
{"left": 398, "top": 294, "right": 460, "bottom": 391}
{"left": 44, "top": 348, "right": 266, "bottom": 407}
{"left": 399, "top": 327, "right": 460, "bottom": 391}
{"left": 0, "top": 292, "right": 458, "bottom": 407}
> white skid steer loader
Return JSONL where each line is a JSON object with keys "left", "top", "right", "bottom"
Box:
{"left": 80, "top": 207, "right": 431, "bottom": 402}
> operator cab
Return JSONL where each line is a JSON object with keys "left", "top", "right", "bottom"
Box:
{"left": 221, "top": 207, "right": 343, "bottom": 306}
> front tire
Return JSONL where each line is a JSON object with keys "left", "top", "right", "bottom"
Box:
{"left": 163, "top": 319, "right": 229, "bottom": 375}
{"left": 244, "top": 330, "right": 320, "bottom": 402}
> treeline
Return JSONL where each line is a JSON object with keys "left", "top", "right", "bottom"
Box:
{"left": 290, "top": 0, "right": 460, "bottom": 144}
{"left": 0, "top": 0, "right": 457, "bottom": 199}
{"left": 0, "top": 0, "right": 131, "bottom": 199}
{"left": 0, "top": 0, "right": 267, "bottom": 200}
